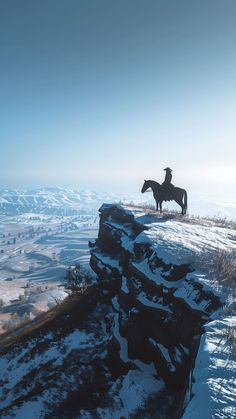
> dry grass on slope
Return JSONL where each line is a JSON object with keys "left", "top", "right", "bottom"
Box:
{"left": 0, "top": 285, "right": 96, "bottom": 354}
{"left": 189, "top": 247, "right": 236, "bottom": 292}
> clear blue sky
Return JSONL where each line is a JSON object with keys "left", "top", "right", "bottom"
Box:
{"left": 0, "top": 0, "right": 235, "bottom": 198}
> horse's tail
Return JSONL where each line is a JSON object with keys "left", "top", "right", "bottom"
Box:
{"left": 183, "top": 190, "right": 188, "bottom": 210}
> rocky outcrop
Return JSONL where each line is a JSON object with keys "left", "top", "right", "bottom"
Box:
{"left": 90, "top": 204, "right": 223, "bottom": 398}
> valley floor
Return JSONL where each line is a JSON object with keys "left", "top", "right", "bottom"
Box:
{"left": 0, "top": 213, "right": 98, "bottom": 334}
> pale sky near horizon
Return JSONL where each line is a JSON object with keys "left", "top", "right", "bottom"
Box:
{"left": 0, "top": 1, "right": 235, "bottom": 199}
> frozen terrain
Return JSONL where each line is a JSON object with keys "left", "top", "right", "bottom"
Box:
{"left": 0, "top": 188, "right": 122, "bottom": 333}
{"left": 0, "top": 201, "right": 235, "bottom": 417}
{"left": 0, "top": 212, "right": 99, "bottom": 333}
{"left": 0, "top": 187, "right": 235, "bottom": 333}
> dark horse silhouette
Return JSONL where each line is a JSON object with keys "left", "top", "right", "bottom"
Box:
{"left": 141, "top": 179, "right": 187, "bottom": 215}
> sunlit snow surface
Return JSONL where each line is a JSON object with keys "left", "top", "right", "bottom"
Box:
{"left": 134, "top": 212, "right": 236, "bottom": 265}
{"left": 183, "top": 316, "right": 236, "bottom": 419}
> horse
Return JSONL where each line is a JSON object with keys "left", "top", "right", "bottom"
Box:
{"left": 141, "top": 179, "right": 188, "bottom": 215}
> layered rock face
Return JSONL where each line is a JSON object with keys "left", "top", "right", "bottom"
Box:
{"left": 90, "top": 204, "right": 223, "bottom": 396}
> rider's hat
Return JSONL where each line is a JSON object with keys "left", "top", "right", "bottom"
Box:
{"left": 164, "top": 167, "right": 172, "bottom": 172}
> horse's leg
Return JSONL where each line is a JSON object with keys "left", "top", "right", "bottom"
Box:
{"left": 175, "top": 199, "right": 184, "bottom": 215}
{"left": 156, "top": 200, "right": 159, "bottom": 211}
{"left": 175, "top": 190, "right": 187, "bottom": 215}
{"left": 160, "top": 201, "right": 162, "bottom": 213}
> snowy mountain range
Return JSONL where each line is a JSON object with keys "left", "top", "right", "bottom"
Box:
{"left": 0, "top": 187, "right": 235, "bottom": 219}
{"left": 0, "top": 188, "right": 122, "bottom": 215}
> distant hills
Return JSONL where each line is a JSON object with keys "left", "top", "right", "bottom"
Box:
{"left": 0, "top": 187, "right": 235, "bottom": 219}
{"left": 0, "top": 188, "right": 122, "bottom": 215}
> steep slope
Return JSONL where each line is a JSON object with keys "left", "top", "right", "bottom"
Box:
{"left": 0, "top": 287, "right": 115, "bottom": 418}
{"left": 0, "top": 290, "right": 172, "bottom": 418}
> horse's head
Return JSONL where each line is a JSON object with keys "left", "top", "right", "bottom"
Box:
{"left": 141, "top": 180, "right": 151, "bottom": 193}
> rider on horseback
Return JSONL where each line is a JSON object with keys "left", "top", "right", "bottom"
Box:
{"left": 141, "top": 176, "right": 187, "bottom": 215}
{"left": 162, "top": 167, "right": 174, "bottom": 200}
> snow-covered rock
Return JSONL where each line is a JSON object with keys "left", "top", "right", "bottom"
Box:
{"left": 90, "top": 204, "right": 235, "bottom": 415}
